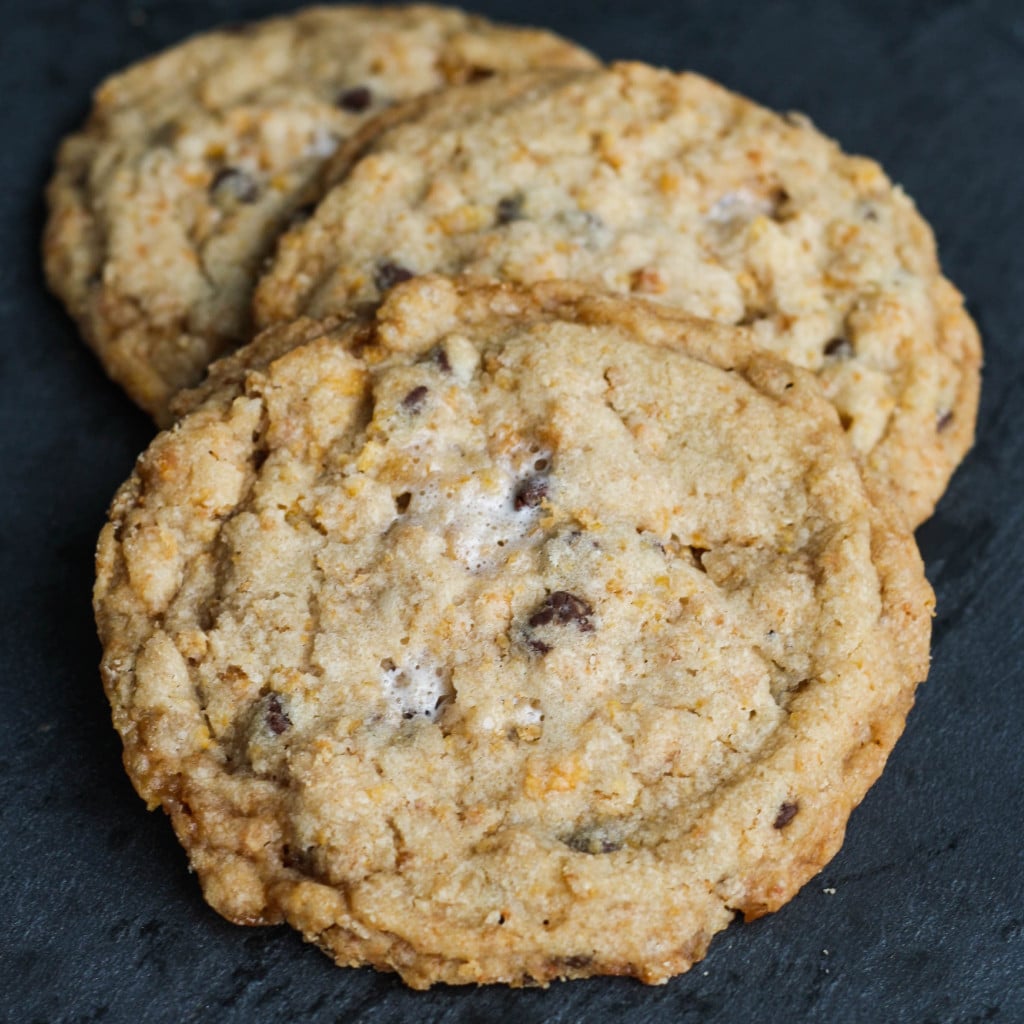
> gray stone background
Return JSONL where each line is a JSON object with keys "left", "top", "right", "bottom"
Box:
{"left": 2, "top": 1, "right": 1021, "bottom": 1021}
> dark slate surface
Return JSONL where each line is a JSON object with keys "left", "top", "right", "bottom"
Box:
{"left": 1, "top": 1, "right": 1021, "bottom": 1021}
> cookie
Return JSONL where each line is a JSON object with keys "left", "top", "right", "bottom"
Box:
{"left": 254, "top": 63, "right": 981, "bottom": 525}
{"left": 42, "top": 5, "right": 596, "bottom": 423}
{"left": 96, "top": 276, "right": 933, "bottom": 987}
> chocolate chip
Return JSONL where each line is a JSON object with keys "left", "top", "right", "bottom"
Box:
{"left": 773, "top": 801, "right": 799, "bottom": 829}
{"left": 374, "top": 261, "right": 414, "bottom": 293}
{"left": 496, "top": 193, "right": 525, "bottom": 225}
{"left": 523, "top": 590, "right": 594, "bottom": 655}
{"left": 337, "top": 85, "right": 373, "bottom": 112}
{"left": 266, "top": 695, "right": 291, "bottom": 735}
{"left": 937, "top": 409, "right": 954, "bottom": 432}
{"left": 401, "top": 385, "right": 429, "bottom": 412}
{"left": 550, "top": 591, "right": 593, "bottom": 627}
{"left": 514, "top": 475, "right": 548, "bottom": 510}
{"left": 529, "top": 591, "right": 594, "bottom": 632}
{"left": 824, "top": 337, "right": 854, "bottom": 359}
{"left": 429, "top": 346, "right": 451, "bottom": 373}
{"left": 209, "top": 167, "right": 259, "bottom": 204}
{"left": 564, "top": 827, "right": 622, "bottom": 854}
{"left": 394, "top": 492, "right": 411, "bottom": 513}
{"left": 529, "top": 606, "right": 555, "bottom": 627}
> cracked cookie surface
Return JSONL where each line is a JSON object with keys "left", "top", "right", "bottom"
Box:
{"left": 96, "top": 277, "right": 932, "bottom": 987}
{"left": 43, "top": 5, "right": 595, "bottom": 422}
{"left": 254, "top": 63, "right": 980, "bottom": 524}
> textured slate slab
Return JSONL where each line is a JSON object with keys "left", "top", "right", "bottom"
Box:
{"left": 1, "top": 1, "right": 1021, "bottom": 1021}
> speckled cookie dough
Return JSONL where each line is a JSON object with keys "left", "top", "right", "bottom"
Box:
{"left": 97, "top": 277, "right": 933, "bottom": 987}
{"left": 42, "top": 5, "right": 596, "bottom": 422}
{"left": 254, "top": 63, "right": 980, "bottom": 525}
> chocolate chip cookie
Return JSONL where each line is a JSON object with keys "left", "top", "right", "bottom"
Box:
{"left": 254, "top": 63, "right": 980, "bottom": 525}
{"left": 96, "top": 276, "right": 933, "bottom": 986}
{"left": 43, "top": 5, "right": 596, "bottom": 422}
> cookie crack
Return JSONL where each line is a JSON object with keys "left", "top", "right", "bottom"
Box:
{"left": 303, "top": 563, "right": 326, "bottom": 678}
{"left": 183, "top": 397, "right": 272, "bottom": 730}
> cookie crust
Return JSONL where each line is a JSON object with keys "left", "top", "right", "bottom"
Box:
{"left": 254, "top": 63, "right": 981, "bottom": 524}
{"left": 97, "top": 277, "right": 932, "bottom": 987}
{"left": 42, "top": 5, "right": 596, "bottom": 423}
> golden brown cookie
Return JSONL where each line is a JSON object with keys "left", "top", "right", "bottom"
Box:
{"left": 96, "top": 277, "right": 933, "bottom": 987}
{"left": 43, "top": 6, "right": 596, "bottom": 423}
{"left": 254, "top": 63, "right": 981, "bottom": 525}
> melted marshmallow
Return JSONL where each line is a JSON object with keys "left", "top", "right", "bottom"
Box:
{"left": 408, "top": 456, "right": 549, "bottom": 573}
{"left": 380, "top": 658, "right": 451, "bottom": 722}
